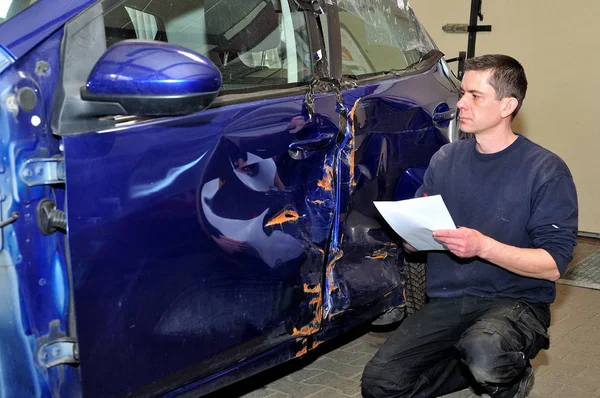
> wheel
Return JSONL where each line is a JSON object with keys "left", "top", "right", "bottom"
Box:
{"left": 403, "top": 254, "right": 427, "bottom": 316}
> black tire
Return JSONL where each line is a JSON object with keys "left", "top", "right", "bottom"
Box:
{"left": 403, "top": 256, "right": 427, "bottom": 316}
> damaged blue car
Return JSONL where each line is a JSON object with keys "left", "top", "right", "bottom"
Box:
{"left": 0, "top": 0, "right": 460, "bottom": 396}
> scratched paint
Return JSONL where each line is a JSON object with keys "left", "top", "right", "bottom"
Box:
{"left": 326, "top": 250, "right": 344, "bottom": 289}
{"left": 317, "top": 165, "right": 333, "bottom": 191}
{"left": 265, "top": 209, "right": 299, "bottom": 227}
{"left": 303, "top": 283, "right": 320, "bottom": 294}
{"left": 291, "top": 303, "right": 322, "bottom": 336}
{"left": 368, "top": 252, "right": 389, "bottom": 260}
{"left": 312, "top": 200, "right": 324, "bottom": 205}
{"left": 292, "top": 283, "right": 323, "bottom": 336}
{"left": 347, "top": 98, "right": 361, "bottom": 188}
{"left": 294, "top": 345, "right": 308, "bottom": 357}
{"left": 325, "top": 249, "right": 345, "bottom": 318}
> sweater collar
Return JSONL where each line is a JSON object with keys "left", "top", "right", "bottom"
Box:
{"left": 472, "top": 134, "right": 524, "bottom": 161}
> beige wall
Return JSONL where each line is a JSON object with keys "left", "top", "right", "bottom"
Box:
{"left": 410, "top": 0, "right": 600, "bottom": 233}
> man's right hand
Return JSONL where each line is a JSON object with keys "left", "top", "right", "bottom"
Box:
{"left": 402, "top": 240, "right": 417, "bottom": 253}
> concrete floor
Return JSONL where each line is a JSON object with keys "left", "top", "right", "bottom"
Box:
{"left": 214, "top": 238, "right": 600, "bottom": 398}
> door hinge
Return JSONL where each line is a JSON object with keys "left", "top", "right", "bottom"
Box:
{"left": 20, "top": 157, "right": 65, "bottom": 187}
{"left": 37, "top": 338, "right": 79, "bottom": 368}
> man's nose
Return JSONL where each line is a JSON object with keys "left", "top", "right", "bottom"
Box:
{"left": 457, "top": 96, "right": 467, "bottom": 110}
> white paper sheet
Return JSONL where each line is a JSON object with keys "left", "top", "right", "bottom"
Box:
{"left": 374, "top": 195, "right": 456, "bottom": 251}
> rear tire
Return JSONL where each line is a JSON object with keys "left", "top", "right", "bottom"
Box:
{"left": 403, "top": 255, "right": 427, "bottom": 316}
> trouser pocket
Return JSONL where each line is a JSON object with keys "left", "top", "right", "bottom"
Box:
{"left": 503, "top": 302, "right": 550, "bottom": 359}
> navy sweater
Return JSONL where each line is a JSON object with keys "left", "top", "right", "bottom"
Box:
{"left": 417, "top": 135, "right": 578, "bottom": 303}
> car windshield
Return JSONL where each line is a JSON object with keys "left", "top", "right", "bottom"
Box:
{"left": 337, "top": 0, "right": 436, "bottom": 76}
{"left": 0, "top": 0, "right": 39, "bottom": 25}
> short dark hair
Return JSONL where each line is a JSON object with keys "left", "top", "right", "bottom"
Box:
{"left": 464, "top": 54, "right": 528, "bottom": 118}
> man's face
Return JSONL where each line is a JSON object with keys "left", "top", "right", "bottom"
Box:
{"left": 457, "top": 70, "right": 508, "bottom": 134}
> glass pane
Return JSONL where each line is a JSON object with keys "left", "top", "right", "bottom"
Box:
{"left": 103, "top": 0, "right": 313, "bottom": 90}
{"left": 0, "top": 0, "right": 39, "bottom": 25}
{"left": 336, "top": 0, "right": 435, "bottom": 76}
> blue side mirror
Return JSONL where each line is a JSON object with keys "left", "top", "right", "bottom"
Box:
{"left": 81, "top": 40, "right": 222, "bottom": 116}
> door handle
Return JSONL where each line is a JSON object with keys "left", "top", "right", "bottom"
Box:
{"left": 432, "top": 108, "right": 457, "bottom": 123}
{"left": 288, "top": 133, "right": 334, "bottom": 160}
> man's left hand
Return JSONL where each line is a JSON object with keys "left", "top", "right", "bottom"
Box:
{"left": 432, "top": 227, "right": 491, "bottom": 258}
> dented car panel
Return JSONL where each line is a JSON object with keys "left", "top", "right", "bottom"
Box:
{"left": 63, "top": 92, "right": 346, "bottom": 396}
{"left": 0, "top": 0, "right": 459, "bottom": 396}
{"left": 323, "top": 66, "right": 454, "bottom": 318}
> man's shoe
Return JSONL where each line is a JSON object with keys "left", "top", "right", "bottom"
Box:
{"left": 514, "top": 367, "right": 534, "bottom": 398}
{"left": 471, "top": 367, "right": 534, "bottom": 398}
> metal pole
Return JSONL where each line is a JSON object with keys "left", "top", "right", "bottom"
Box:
{"left": 467, "top": 0, "right": 482, "bottom": 58}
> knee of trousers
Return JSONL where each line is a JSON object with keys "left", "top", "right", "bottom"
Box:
{"left": 456, "top": 329, "right": 525, "bottom": 385}
{"left": 361, "top": 358, "right": 412, "bottom": 398}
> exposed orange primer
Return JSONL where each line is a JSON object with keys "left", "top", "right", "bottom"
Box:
{"left": 293, "top": 283, "right": 324, "bottom": 336}
{"left": 292, "top": 297, "right": 322, "bottom": 336}
{"left": 312, "top": 340, "right": 323, "bottom": 349}
{"left": 295, "top": 345, "right": 308, "bottom": 357}
{"left": 303, "top": 283, "right": 320, "bottom": 294}
{"left": 265, "top": 209, "right": 299, "bottom": 227}
{"left": 348, "top": 98, "right": 360, "bottom": 188}
{"left": 326, "top": 250, "right": 344, "bottom": 295}
{"left": 328, "top": 309, "right": 346, "bottom": 319}
{"left": 219, "top": 179, "right": 226, "bottom": 188}
{"left": 368, "top": 252, "right": 389, "bottom": 260}
{"left": 349, "top": 97, "right": 361, "bottom": 125}
{"left": 292, "top": 283, "right": 323, "bottom": 336}
{"left": 312, "top": 199, "right": 325, "bottom": 205}
{"left": 317, "top": 165, "right": 333, "bottom": 191}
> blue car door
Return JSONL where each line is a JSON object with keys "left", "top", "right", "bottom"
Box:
{"left": 54, "top": 1, "right": 343, "bottom": 396}
{"left": 318, "top": 1, "right": 460, "bottom": 321}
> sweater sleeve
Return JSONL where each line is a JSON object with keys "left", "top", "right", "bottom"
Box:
{"left": 527, "top": 174, "right": 578, "bottom": 275}
{"left": 415, "top": 148, "right": 441, "bottom": 198}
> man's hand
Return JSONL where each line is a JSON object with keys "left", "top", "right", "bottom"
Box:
{"left": 432, "top": 227, "right": 491, "bottom": 258}
{"left": 433, "top": 227, "right": 560, "bottom": 281}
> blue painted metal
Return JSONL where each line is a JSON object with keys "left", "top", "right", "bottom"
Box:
{"left": 395, "top": 167, "right": 427, "bottom": 201}
{"left": 85, "top": 41, "right": 222, "bottom": 96}
{"left": 0, "top": 25, "right": 80, "bottom": 397}
{"left": 433, "top": 102, "right": 451, "bottom": 128}
{"left": 0, "top": 0, "right": 96, "bottom": 60}
{"left": 322, "top": 65, "right": 454, "bottom": 318}
{"left": 62, "top": 90, "right": 342, "bottom": 396}
{"left": 0, "top": 1, "right": 459, "bottom": 396}
{"left": 0, "top": 44, "right": 16, "bottom": 75}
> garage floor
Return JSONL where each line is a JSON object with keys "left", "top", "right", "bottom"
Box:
{"left": 214, "top": 237, "right": 600, "bottom": 398}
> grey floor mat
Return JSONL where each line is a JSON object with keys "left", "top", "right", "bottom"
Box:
{"left": 557, "top": 249, "right": 600, "bottom": 290}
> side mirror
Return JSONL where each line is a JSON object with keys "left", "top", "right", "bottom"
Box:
{"left": 80, "top": 40, "right": 222, "bottom": 117}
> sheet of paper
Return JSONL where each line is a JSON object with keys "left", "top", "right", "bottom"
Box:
{"left": 374, "top": 195, "right": 456, "bottom": 251}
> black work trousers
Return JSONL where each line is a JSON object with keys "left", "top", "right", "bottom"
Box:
{"left": 362, "top": 296, "right": 550, "bottom": 398}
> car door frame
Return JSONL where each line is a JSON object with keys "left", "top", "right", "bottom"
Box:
{"left": 51, "top": 1, "right": 357, "bottom": 396}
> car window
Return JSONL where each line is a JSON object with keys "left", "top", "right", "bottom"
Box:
{"left": 103, "top": 0, "right": 313, "bottom": 90}
{"left": 335, "top": 0, "right": 435, "bottom": 76}
{"left": 0, "top": 0, "right": 39, "bottom": 25}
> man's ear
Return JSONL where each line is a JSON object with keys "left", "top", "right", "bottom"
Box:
{"left": 500, "top": 97, "right": 519, "bottom": 119}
